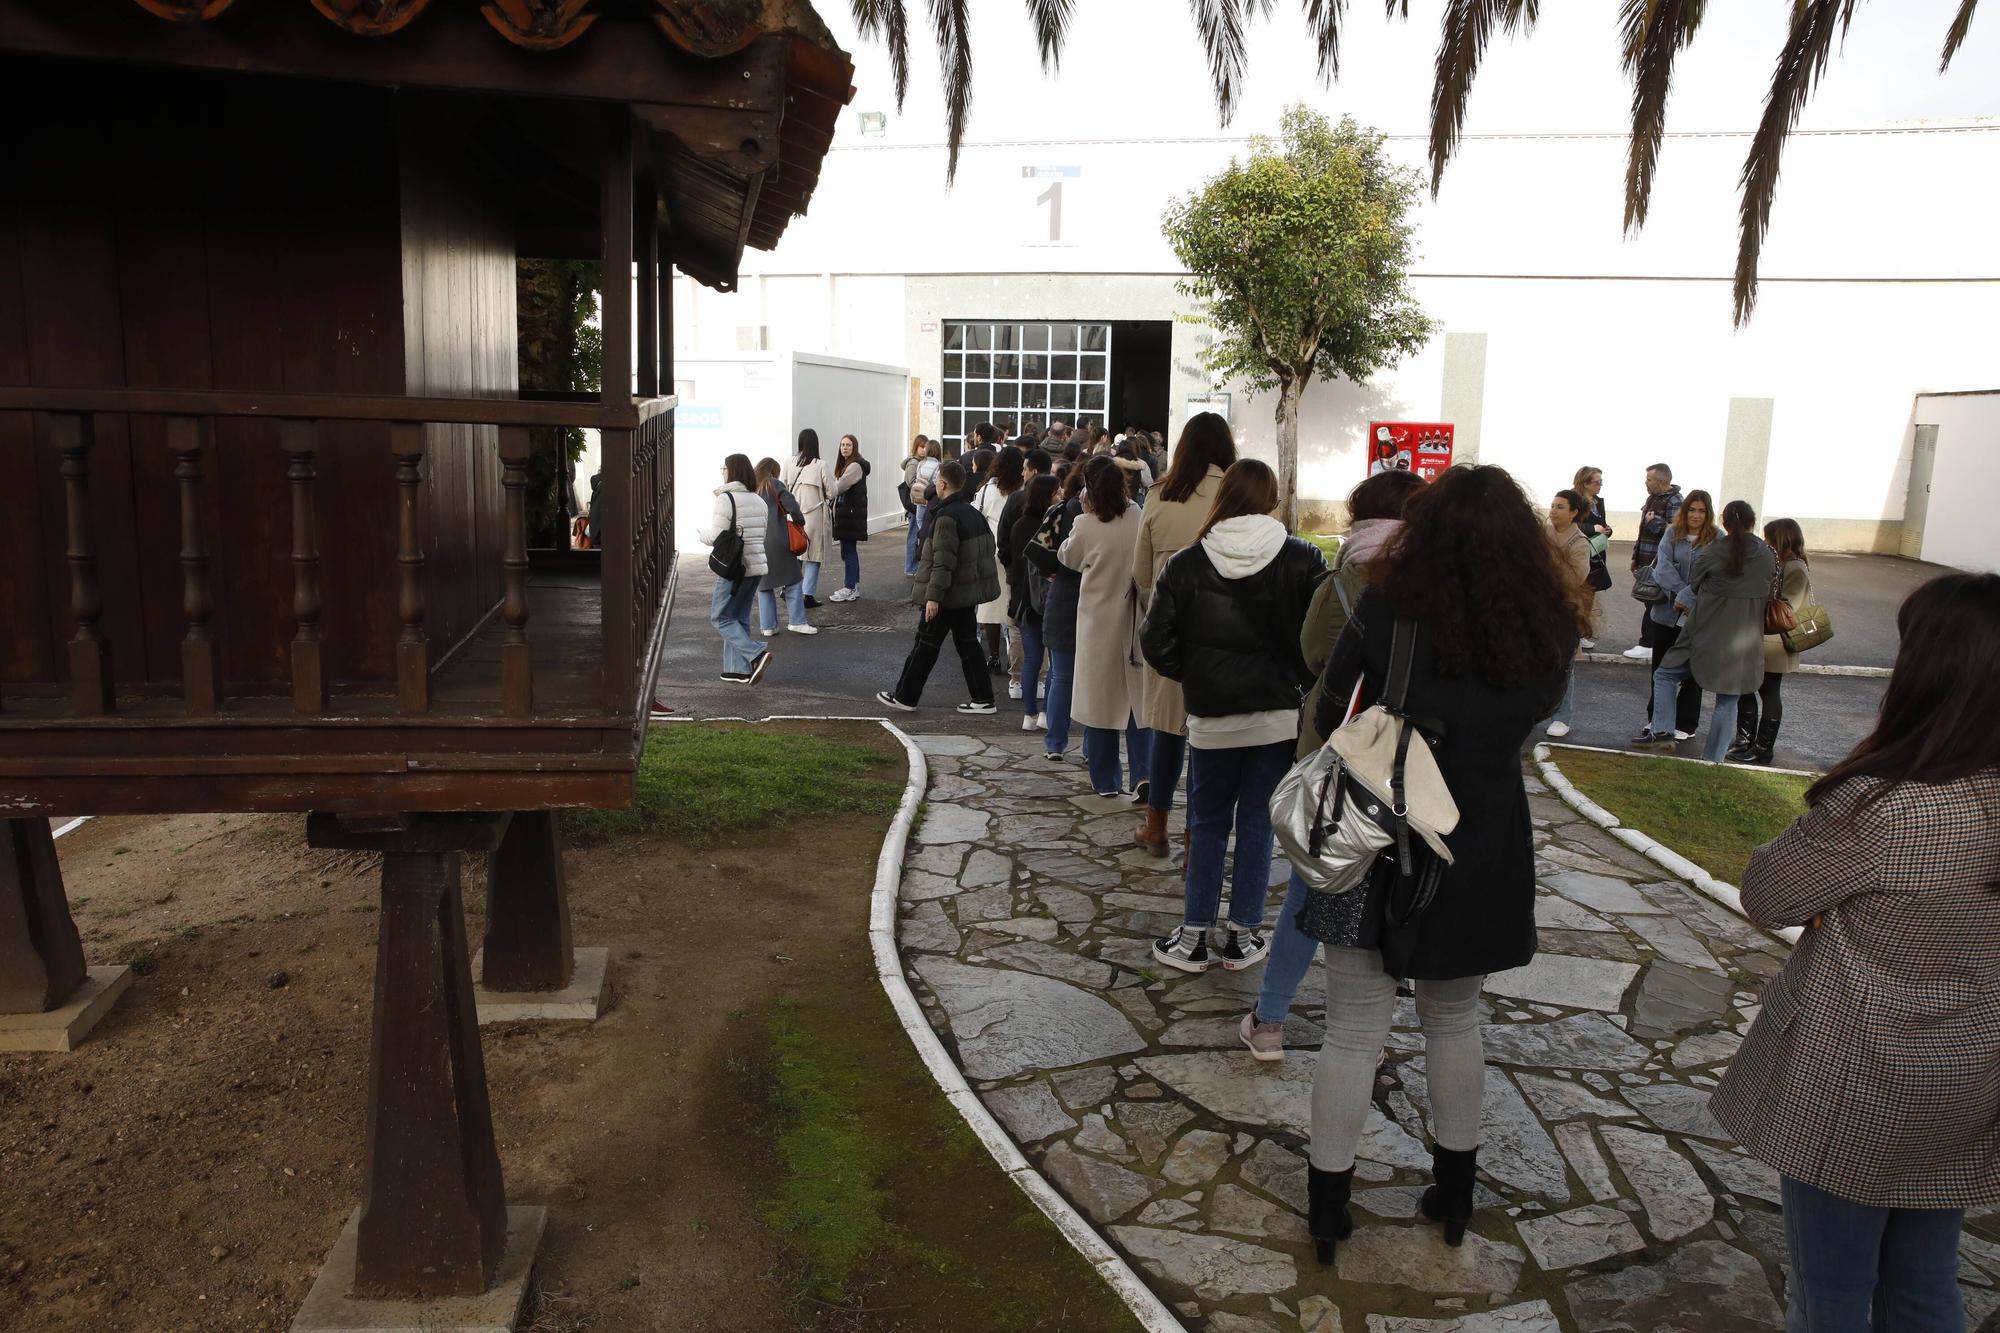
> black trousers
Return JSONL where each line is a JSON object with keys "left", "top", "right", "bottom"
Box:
{"left": 892, "top": 604, "right": 992, "bottom": 706}
{"left": 1739, "top": 671, "right": 1784, "bottom": 735}
{"left": 1645, "top": 622, "right": 1703, "bottom": 734}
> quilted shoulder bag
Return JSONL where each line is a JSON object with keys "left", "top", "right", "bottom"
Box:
{"left": 707, "top": 491, "right": 746, "bottom": 581}
{"left": 1631, "top": 564, "right": 1668, "bottom": 604}
{"left": 1782, "top": 591, "right": 1834, "bottom": 654}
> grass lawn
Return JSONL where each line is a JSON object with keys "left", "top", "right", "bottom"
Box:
{"left": 1552, "top": 746, "right": 1815, "bottom": 884}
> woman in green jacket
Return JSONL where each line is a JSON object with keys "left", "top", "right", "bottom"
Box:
{"left": 1639, "top": 499, "right": 1776, "bottom": 762}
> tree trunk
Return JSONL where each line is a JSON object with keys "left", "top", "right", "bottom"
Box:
{"left": 1274, "top": 377, "right": 1304, "bottom": 531}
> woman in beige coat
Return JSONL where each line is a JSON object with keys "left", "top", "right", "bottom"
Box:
{"left": 1130, "top": 412, "right": 1236, "bottom": 853}
{"left": 1726, "top": 517, "right": 1813, "bottom": 765}
{"left": 785, "top": 429, "right": 834, "bottom": 608}
{"left": 1060, "top": 457, "right": 1151, "bottom": 797}
{"left": 1543, "top": 488, "right": 1600, "bottom": 738}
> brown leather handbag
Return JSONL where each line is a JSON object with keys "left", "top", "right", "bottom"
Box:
{"left": 1764, "top": 568, "right": 1796, "bottom": 634}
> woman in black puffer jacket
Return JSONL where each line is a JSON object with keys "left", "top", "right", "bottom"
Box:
{"left": 1141, "top": 460, "right": 1327, "bottom": 975}
{"left": 829, "top": 434, "right": 872, "bottom": 602}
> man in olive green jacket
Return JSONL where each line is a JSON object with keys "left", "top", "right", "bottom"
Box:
{"left": 878, "top": 461, "right": 1002, "bottom": 713}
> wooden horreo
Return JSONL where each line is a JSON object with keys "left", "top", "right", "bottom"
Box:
{"left": 0, "top": 0, "right": 849, "bottom": 1306}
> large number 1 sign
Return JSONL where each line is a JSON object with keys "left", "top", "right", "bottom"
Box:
{"left": 1022, "top": 165, "right": 1079, "bottom": 247}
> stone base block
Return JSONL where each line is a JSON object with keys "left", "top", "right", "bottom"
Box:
{"left": 291, "top": 1204, "right": 546, "bottom": 1333}
{"left": 469, "top": 946, "right": 608, "bottom": 1024}
{"left": 0, "top": 966, "right": 133, "bottom": 1053}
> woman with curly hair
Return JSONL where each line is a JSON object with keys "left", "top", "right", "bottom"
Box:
{"left": 1300, "top": 465, "right": 1583, "bottom": 1267}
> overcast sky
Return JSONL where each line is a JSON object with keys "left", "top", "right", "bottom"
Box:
{"left": 828, "top": 1, "right": 1997, "bottom": 149}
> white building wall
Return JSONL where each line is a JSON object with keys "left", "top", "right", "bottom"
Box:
{"left": 1912, "top": 392, "right": 2000, "bottom": 573}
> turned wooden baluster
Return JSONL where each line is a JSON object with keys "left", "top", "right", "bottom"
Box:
{"left": 54, "top": 413, "right": 113, "bottom": 715}
{"left": 392, "top": 422, "right": 429, "bottom": 713}
{"left": 282, "top": 420, "right": 326, "bottom": 714}
{"left": 168, "top": 416, "right": 222, "bottom": 714}
{"left": 499, "top": 426, "right": 532, "bottom": 716}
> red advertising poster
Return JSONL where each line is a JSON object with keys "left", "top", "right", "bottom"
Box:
{"left": 1367, "top": 422, "right": 1455, "bottom": 482}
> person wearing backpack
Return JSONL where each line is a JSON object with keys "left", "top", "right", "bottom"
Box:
{"left": 699, "top": 453, "right": 771, "bottom": 685}
{"left": 875, "top": 461, "right": 1001, "bottom": 714}
{"left": 1298, "top": 465, "right": 1582, "bottom": 1267}
{"left": 1140, "top": 459, "right": 1327, "bottom": 975}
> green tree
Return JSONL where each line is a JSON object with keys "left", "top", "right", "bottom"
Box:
{"left": 516, "top": 259, "right": 603, "bottom": 547}
{"left": 850, "top": 0, "right": 1984, "bottom": 322}
{"left": 1164, "top": 107, "right": 1434, "bottom": 528}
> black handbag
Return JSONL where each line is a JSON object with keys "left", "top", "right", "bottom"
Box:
{"left": 707, "top": 491, "right": 747, "bottom": 581}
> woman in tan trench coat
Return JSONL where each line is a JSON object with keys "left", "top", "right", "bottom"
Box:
{"left": 1060, "top": 457, "right": 1151, "bottom": 798}
{"left": 785, "top": 429, "right": 834, "bottom": 608}
{"left": 1130, "top": 412, "right": 1236, "bottom": 853}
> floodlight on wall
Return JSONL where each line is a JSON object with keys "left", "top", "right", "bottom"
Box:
{"left": 858, "top": 111, "right": 887, "bottom": 137}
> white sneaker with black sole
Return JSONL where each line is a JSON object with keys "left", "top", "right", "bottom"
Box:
{"left": 1152, "top": 926, "right": 1210, "bottom": 974}
{"left": 956, "top": 700, "right": 997, "bottom": 715}
{"left": 874, "top": 690, "right": 915, "bottom": 713}
{"left": 1216, "top": 928, "right": 1269, "bottom": 971}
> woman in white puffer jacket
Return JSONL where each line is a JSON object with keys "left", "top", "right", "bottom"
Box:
{"left": 698, "top": 453, "right": 771, "bottom": 685}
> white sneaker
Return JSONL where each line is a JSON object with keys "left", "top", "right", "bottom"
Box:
{"left": 1621, "top": 645, "right": 1652, "bottom": 660}
{"left": 829, "top": 588, "right": 856, "bottom": 603}
{"left": 956, "top": 700, "right": 998, "bottom": 715}
{"left": 1021, "top": 715, "right": 1039, "bottom": 732}
{"left": 1007, "top": 680, "right": 1023, "bottom": 699}
{"left": 1545, "top": 721, "right": 1571, "bottom": 738}
{"left": 874, "top": 689, "right": 915, "bottom": 713}
{"left": 1579, "top": 638, "right": 1597, "bottom": 651}
{"left": 1674, "top": 730, "right": 1693, "bottom": 741}
{"left": 787, "top": 624, "right": 819, "bottom": 636}
{"left": 1036, "top": 714, "right": 1048, "bottom": 730}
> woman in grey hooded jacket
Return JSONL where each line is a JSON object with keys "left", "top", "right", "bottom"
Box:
{"left": 1640, "top": 499, "right": 1775, "bottom": 762}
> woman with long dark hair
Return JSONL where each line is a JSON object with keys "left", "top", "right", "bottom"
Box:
{"left": 752, "top": 457, "right": 808, "bottom": 637}
{"left": 1713, "top": 572, "right": 2000, "bottom": 1328}
{"left": 1024, "top": 462, "right": 1091, "bottom": 761}
{"left": 1141, "top": 459, "right": 1325, "bottom": 973}
{"left": 1634, "top": 488, "right": 1715, "bottom": 744}
{"left": 1726, "top": 517, "right": 1810, "bottom": 764}
{"left": 697, "top": 453, "right": 772, "bottom": 685}
{"left": 828, "top": 434, "right": 871, "bottom": 603}
{"left": 1132, "top": 412, "right": 1237, "bottom": 854}
{"left": 1301, "top": 465, "right": 1582, "bottom": 1266}
{"left": 1060, "top": 456, "right": 1150, "bottom": 796}
{"left": 1639, "top": 499, "right": 1774, "bottom": 762}
{"left": 1004, "top": 472, "right": 1061, "bottom": 730}
{"left": 786, "top": 429, "right": 832, "bottom": 609}
{"left": 975, "top": 446, "right": 1025, "bottom": 690}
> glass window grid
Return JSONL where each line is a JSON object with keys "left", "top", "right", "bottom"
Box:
{"left": 940, "top": 321, "right": 1114, "bottom": 453}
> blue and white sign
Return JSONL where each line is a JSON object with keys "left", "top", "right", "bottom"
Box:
{"left": 677, "top": 403, "right": 723, "bottom": 429}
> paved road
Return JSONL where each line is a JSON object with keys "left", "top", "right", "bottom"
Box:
{"left": 654, "top": 532, "right": 1949, "bottom": 770}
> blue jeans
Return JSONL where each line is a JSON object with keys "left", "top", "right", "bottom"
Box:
{"left": 1083, "top": 717, "right": 1150, "bottom": 795}
{"left": 1019, "top": 615, "right": 1046, "bottom": 716}
{"left": 1781, "top": 1175, "right": 1965, "bottom": 1332}
{"left": 1044, "top": 650, "right": 1076, "bottom": 754}
{"left": 1551, "top": 668, "right": 1575, "bottom": 725}
{"left": 1148, "top": 730, "right": 1188, "bottom": 814}
{"left": 756, "top": 584, "right": 808, "bottom": 631}
{"left": 708, "top": 576, "right": 762, "bottom": 674}
{"left": 904, "top": 522, "right": 923, "bottom": 575}
{"left": 801, "top": 559, "right": 821, "bottom": 598}
{"left": 840, "top": 539, "right": 860, "bottom": 591}
{"left": 1183, "top": 740, "right": 1294, "bottom": 931}
{"left": 1256, "top": 869, "right": 1320, "bottom": 1024}
{"left": 1651, "top": 663, "right": 1736, "bottom": 761}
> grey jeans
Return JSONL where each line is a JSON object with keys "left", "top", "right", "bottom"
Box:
{"left": 1310, "top": 945, "right": 1485, "bottom": 1171}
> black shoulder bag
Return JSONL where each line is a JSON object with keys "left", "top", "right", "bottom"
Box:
{"left": 707, "top": 491, "right": 746, "bottom": 581}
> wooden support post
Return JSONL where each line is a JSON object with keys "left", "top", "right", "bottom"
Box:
{"left": 0, "top": 818, "right": 87, "bottom": 1014}
{"left": 391, "top": 422, "right": 429, "bottom": 713}
{"left": 658, "top": 228, "right": 673, "bottom": 392}
{"left": 600, "top": 111, "right": 637, "bottom": 714}
{"left": 499, "top": 427, "right": 532, "bottom": 717}
{"left": 169, "top": 416, "right": 222, "bottom": 715}
{"left": 306, "top": 812, "right": 511, "bottom": 1298}
{"left": 283, "top": 420, "right": 326, "bottom": 714}
{"left": 54, "top": 413, "right": 112, "bottom": 716}
{"left": 635, "top": 176, "right": 659, "bottom": 399}
{"left": 481, "top": 811, "right": 573, "bottom": 993}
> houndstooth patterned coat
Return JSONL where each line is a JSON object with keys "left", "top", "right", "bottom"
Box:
{"left": 1711, "top": 770, "right": 2000, "bottom": 1209}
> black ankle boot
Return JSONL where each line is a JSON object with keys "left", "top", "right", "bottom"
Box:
{"left": 1307, "top": 1165, "right": 1355, "bottom": 1265}
{"left": 1748, "top": 718, "right": 1780, "bottom": 765}
{"left": 1419, "top": 1146, "right": 1479, "bottom": 1247}
{"left": 1724, "top": 699, "right": 1759, "bottom": 762}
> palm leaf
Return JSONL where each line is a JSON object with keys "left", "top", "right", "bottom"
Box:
{"left": 1302, "top": 0, "right": 1352, "bottom": 81}
{"left": 849, "top": 0, "right": 911, "bottom": 108}
{"left": 1940, "top": 0, "right": 1980, "bottom": 69}
{"left": 1734, "top": 0, "right": 1857, "bottom": 324}
{"left": 1620, "top": 0, "right": 1706, "bottom": 233}
{"left": 1189, "top": 0, "right": 1251, "bottom": 125}
{"left": 1428, "top": 0, "right": 1538, "bottom": 194}
{"left": 1025, "top": 0, "right": 1073, "bottom": 71}
{"left": 929, "top": 0, "right": 973, "bottom": 182}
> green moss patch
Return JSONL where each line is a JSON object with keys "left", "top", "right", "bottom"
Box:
{"left": 1553, "top": 747, "right": 1814, "bottom": 884}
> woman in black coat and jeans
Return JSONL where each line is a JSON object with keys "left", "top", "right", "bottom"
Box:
{"left": 1301, "top": 465, "right": 1584, "bottom": 1266}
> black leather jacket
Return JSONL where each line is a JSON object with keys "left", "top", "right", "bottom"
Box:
{"left": 1141, "top": 535, "right": 1329, "bottom": 717}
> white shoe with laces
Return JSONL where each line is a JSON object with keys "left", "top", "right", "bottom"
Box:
{"left": 787, "top": 623, "right": 819, "bottom": 636}
{"left": 1545, "top": 721, "right": 1571, "bottom": 738}
{"left": 1008, "top": 680, "right": 1023, "bottom": 699}
{"left": 1621, "top": 645, "right": 1652, "bottom": 660}
{"left": 1021, "top": 715, "right": 1039, "bottom": 732}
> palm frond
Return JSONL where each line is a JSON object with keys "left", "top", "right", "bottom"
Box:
{"left": 1734, "top": 0, "right": 1857, "bottom": 324}
{"left": 1428, "top": 0, "right": 1538, "bottom": 194}
{"left": 1620, "top": 0, "right": 1706, "bottom": 233}
{"left": 1384, "top": 0, "right": 1409, "bottom": 15}
{"left": 1302, "top": 0, "right": 1352, "bottom": 81}
{"left": 1940, "top": 0, "right": 1980, "bottom": 69}
{"left": 929, "top": 0, "right": 973, "bottom": 182}
{"left": 1024, "top": 0, "right": 1073, "bottom": 72}
{"left": 850, "top": 0, "right": 912, "bottom": 109}
{"left": 1189, "top": 0, "right": 1251, "bottom": 125}
{"left": 1246, "top": 0, "right": 1276, "bottom": 18}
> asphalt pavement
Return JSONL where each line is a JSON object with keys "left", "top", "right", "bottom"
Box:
{"left": 653, "top": 531, "right": 1954, "bottom": 771}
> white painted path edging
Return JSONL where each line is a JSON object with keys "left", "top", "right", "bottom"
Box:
{"left": 867, "top": 721, "right": 1187, "bottom": 1333}
{"left": 1577, "top": 651, "right": 1889, "bottom": 679}
{"left": 1534, "top": 743, "right": 1802, "bottom": 947}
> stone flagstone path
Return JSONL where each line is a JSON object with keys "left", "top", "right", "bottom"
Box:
{"left": 897, "top": 733, "right": 2000, "bottom": 1333}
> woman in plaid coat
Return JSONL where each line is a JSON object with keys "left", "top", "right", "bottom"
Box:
{"left": 1713, "top": 570, "right": 2000, "bottom": 1330}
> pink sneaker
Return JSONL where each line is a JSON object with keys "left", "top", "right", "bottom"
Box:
{"left": 1239, "top": 1011, "right": 1285, "bottom": 1062}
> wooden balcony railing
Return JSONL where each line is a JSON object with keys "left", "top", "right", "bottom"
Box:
{"left": 0, "top": 385, "right": 675, "bottom": 726}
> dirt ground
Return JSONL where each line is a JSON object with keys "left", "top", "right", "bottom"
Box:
{"left": 0, "top": 727, "right": 912, "bottom": 1332}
